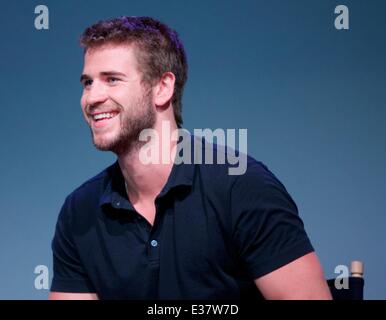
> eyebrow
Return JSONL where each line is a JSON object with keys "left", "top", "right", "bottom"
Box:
{"left": 80, "top": 71, "right": 127, "bottom": 83}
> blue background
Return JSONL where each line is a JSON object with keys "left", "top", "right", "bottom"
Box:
{"left": 0, "top": 0, "right": 385, "bottom": 299}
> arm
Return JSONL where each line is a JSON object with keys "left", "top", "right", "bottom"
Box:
{"left": 50, "top": 195, "right": 97, "bottom": 298}
{"left": 49, "top": 292, "right": 98, "bottom": 300}
{"left": 230, "top": 161, "right": 332, "bottom": 300}
{"left": 254, "top": 252, "right": 332, "bottom": 300}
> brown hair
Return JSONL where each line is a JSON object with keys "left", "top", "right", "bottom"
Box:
{"left": 80, "top": 16, "right": 188, "bottom": 127}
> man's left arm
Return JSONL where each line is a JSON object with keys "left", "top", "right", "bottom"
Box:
{"left": 230, "top": 161, "right": 332, "bottom": 300}
{"left": 254, "top": 251, "right": 332, "bottom": 299}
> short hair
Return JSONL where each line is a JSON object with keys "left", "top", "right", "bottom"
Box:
{"left": 80, "top": 16, "right": 188, "bottom": 128}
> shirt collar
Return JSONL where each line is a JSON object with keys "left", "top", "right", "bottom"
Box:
{"left": 99, "top": 133, "right": 196, "bottom": 210}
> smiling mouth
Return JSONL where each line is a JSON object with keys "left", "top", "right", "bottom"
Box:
{"left": 90, "top": 111, "right": 120, "bottom": 128}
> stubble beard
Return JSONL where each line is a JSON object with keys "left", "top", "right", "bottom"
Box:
{"left": 90, "top": 91, "right": 156, "bottom": 156}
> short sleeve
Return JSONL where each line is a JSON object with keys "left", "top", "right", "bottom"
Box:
{"left": 51, "top": 195, "right": 96, "bottom": 293}
{"left": 231, "top": 161, "right": 314, "bottom": 280}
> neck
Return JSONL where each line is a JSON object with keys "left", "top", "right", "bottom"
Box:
{"left": 117, "top": 119, "right": 178, "bottom": 204}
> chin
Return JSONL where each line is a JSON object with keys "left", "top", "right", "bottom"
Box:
{"left": 93, "top": 141, "right": 114, "bottom": 152}
{"left": 92, "top": 134, "right": 118, "bottom": 151}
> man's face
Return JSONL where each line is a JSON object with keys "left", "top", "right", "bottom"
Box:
{"left": 80, "top": 44, "right": 155, "bottom": 154}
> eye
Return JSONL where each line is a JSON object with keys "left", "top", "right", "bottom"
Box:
{"left": 107, "top": 77, "right": 120, "bottom": 85}
{"left": 82, "top": 79, "right": 93, "bottom": 88}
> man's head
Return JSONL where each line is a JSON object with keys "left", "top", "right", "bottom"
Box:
{"left": 79, "top": 16, "right": 188, "bottom": 154}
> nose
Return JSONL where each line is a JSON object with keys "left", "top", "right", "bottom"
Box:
{"left": 85, "top": 80, "right": 108, "bottom": 107}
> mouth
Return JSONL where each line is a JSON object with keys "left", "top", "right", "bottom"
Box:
{"left": 89, "top": 111, "right": 120, "bottom": 129}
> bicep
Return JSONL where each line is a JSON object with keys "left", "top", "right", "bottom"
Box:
{"left": 49, "top": 291, "right": 98, "bottom": 300}
{"left": 254, "top": 252, "right": 332, "bottom": 300}
{"left": 51, "top": 196, "right": 96, "bottom": 294}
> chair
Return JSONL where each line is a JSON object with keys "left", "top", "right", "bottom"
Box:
{"left": 327, "top": 261, "right": 364, "bottom": 300}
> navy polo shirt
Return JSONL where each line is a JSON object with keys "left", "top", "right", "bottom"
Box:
{"left": 51, "top": 139, "right": 314, "bottom": 299}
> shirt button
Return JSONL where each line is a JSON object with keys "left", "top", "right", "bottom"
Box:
{"left": 150, "top": 240, "right": 158, "bottom": 247}
{"left": 116, "top": 201, "right": 120, "bottom": 207}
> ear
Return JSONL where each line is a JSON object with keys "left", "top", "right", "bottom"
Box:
{"left": 153, "top": 72, "right": 175, "bottom": 109}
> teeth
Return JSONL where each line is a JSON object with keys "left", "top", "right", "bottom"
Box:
{"left": 93, "top": 112, "right": 117, "bottom": 121}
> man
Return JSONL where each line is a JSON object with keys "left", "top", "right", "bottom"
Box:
{"left": 49, "top": 16, "right": 332, "bottom": 300}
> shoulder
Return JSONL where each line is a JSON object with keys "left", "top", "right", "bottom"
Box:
{"left": 231, "top": 157, "right": 290, "bottom": 196}
{"left": 194, "top": 139, "right": 284, "bottom": 194}
{"left": 67, "top": 163, "right": 114, "bottom": 202}
{"left": 58, "top": 162, "right": 116, "bottom": 222}
{"left": 192, "top": 138, "right": 292, "bottom": 209}
{"left": 229, "top": 157, "right": 297, "bottom": 210}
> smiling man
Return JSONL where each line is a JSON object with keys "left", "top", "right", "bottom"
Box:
{"left": 79, "top": 45, "right": 157, "bottom": 156}
{"left": 49, "top": 16, "right": 332, "bottom": 300}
